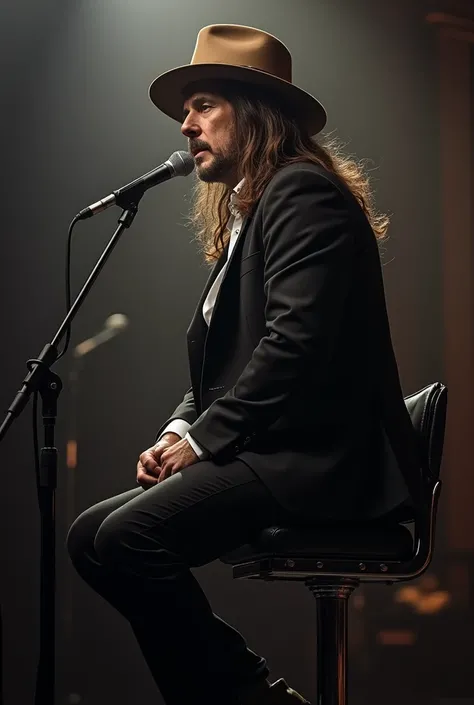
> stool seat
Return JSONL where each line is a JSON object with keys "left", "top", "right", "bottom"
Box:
{"left": 222, "top": 522, "right": 414, "bottom": 565}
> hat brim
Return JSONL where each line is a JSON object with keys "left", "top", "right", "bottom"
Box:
{"left": 149, "top": 63, "right": 327, "bottom": 136}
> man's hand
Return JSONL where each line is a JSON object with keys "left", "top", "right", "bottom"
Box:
{"left": 158, "top": 438, "right": 199, "bottom": 482}
{"left": 137, "top": 432, "right": 180, "bottom": 489}
{"left": 136, "top": 433, "right": 200, "bottom": 489}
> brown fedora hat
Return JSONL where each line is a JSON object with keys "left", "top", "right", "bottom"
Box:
{"left": 149, "top": 24, "right": 327, "bottom": 135}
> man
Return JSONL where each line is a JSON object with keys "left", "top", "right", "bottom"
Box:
{"left": 67, "top": 24, "right": 420, "bottom": 705}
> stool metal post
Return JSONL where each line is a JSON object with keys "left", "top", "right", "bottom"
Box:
{"left": 307, "top": 578, "right": 359, "bottom": 705}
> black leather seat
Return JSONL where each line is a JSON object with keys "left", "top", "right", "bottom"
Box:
{"left": 222, "top": 382, "right": 447, "bottom": 705}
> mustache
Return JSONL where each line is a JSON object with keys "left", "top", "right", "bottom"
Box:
{"left": 189, "top": 141, "right": 211, "bottom": 155}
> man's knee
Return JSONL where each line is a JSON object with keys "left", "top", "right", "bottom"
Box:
{"left": 93, "top": 509, "right": 155, "bottom": 574}
{"left": 66, "top": 506, "right": 99, "bottom": 571}
{"left": 93, "top": 509, "right": 181, "bottom": 580}
{"left": 93, "top": 511, "right": 127, "bottom": 570}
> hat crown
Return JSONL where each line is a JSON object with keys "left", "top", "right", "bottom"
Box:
{"left": 191, "top": 24, "right": 292, "bottom": 84}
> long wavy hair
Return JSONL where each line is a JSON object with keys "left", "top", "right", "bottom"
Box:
{"left": 186, "top": 80, "right": 389, "bottom": 263}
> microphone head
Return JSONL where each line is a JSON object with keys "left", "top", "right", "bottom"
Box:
{"left": 105, "top": 313, "right": 129, "bottom": 331}
{"left": 168, "top": 150, "right": 195, "bottom": 177}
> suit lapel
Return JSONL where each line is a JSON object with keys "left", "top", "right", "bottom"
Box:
{"left": 187, "top": 246, "right": 228, "bottom": 339}
{"left": 206, "top": 215, "right": 251, "bottom": 338}
{"left": 187, "top": 214, "right": 251, "bottom": 342}
{"left": 186, "top": 245, "right": 228, "bottom": 411}
{"left": 185, "top": 215, "right": 252, "bottom": 411}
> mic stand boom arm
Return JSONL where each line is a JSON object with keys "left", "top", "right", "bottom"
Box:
{"left": 0, "top": 194, "right": 142, "bottom": 705}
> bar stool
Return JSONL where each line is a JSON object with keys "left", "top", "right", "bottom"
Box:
{"left": 222, "top": 382, "right": 447, "bottom": 705}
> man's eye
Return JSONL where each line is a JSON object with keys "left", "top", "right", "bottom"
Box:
{"left": 201, "top": 104, "right": 212, "bottom": 111}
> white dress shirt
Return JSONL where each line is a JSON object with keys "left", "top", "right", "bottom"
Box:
{"left": 158, "top": 179, "right": 246, "bottom": 458}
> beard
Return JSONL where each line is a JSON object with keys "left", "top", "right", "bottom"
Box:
{"left": 196, "top": 148, "right": 237, "bottom": 183}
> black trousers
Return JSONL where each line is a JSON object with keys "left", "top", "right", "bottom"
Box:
{"left": 66, "top": 458, "right": 291, "bottom": 705}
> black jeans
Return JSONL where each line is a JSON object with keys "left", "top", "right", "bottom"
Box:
{"left": 66, "top": 458, "right": 290, "bottom": 705}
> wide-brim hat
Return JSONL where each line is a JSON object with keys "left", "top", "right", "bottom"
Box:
{"left": 149, "top": 24, "right": 327, "bottom": 136}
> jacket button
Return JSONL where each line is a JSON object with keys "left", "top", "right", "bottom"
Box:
{"left": 234, "top": 444, "right": 240, "bottom": 452}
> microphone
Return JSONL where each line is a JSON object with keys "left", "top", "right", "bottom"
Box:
{"left": 74, "top": 313, "right": 129, "bottom": 357}
{"left": 76, "top": 150, "right": 195, "bottom": 220}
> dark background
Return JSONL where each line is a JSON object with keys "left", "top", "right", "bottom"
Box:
{"left": 0, "top": 1, "right": 473, "bottom": 704}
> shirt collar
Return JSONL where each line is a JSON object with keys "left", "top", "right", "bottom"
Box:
{"left": 228, "top": 178, "right": 245, "bottom": 218}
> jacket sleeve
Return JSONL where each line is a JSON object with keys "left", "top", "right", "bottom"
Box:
{"left": 186, "top": 167, "right": 356, "bottom": 461}
{"left": 154, "top": 386, "right": 198, "bottom": 441}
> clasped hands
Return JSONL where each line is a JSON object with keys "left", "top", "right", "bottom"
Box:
{"left": 136, "top": 432, "right": 199, "bottom": 489}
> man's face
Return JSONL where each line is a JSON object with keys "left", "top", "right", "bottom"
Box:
{"left": 181, "top": 91, "right": 238, "bottom": 186}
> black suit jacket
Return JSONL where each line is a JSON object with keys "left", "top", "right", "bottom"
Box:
{"left": 156, "top": 162, "right": 421, "bottom": 523}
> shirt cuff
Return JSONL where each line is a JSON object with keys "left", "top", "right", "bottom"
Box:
{"left": 185, "top": 432, "right": 209, "bottom": 460}
{"left": 157, "top": 419, "right": 191, "bottom": 441}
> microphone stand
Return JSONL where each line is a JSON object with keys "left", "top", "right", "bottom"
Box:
{"left": 0, "top": 195, "right": 142, "bottom": 705}
{"left": 63, "top": 353, "right": 82, "bottom": 703}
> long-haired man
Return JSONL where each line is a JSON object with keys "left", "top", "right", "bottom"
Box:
{"left": 67, "top": 24, "right": 419, "bottom": 705}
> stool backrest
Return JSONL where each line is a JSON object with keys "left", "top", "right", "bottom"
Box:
{"left": 404, "top": 383, "right": 447, "bottom": 481}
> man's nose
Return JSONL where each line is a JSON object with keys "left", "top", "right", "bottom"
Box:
{"left": 181, "top": 115, "right": 201, "bottom": 138}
